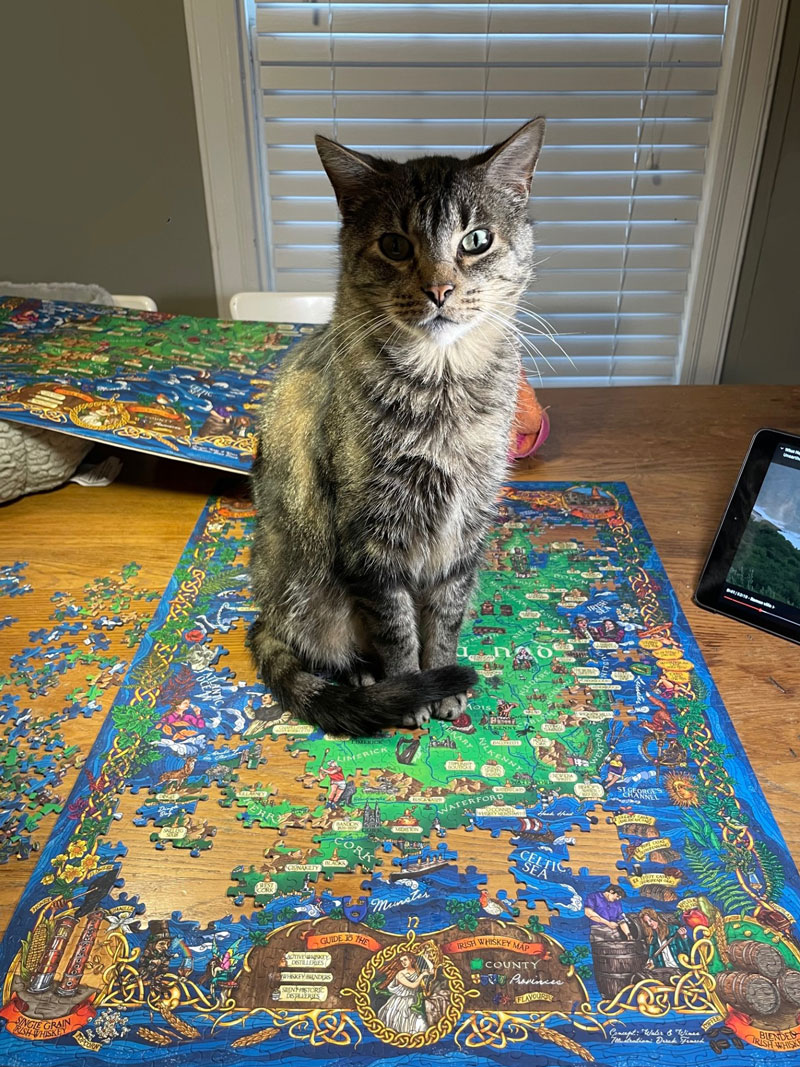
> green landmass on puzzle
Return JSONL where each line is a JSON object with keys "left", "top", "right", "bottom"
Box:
{"left": 225, "top": 509, "right": 620, "bottom": 904}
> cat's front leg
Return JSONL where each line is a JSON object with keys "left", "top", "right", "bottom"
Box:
{"left": 354, "top": 584, "right": 420, "bottom": 678}
{"left": 354, "top": 583, "right": 428, "bottom": 727}
{"left": 419, "top": 566, "right": 477, "bottom": 721}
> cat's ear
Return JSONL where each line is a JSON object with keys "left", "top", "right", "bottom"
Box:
{"left": 476, "top": 117, "right": 546, "bottom": 200}
{"left": 315, "top": 135, "right": 378, "bottom": 212}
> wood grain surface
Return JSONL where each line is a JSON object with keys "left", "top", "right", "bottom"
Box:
{"left": 1, "top": 384, "right": 799, "bottom": 938}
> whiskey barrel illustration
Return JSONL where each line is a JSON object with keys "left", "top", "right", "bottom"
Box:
{"left": 590, "top": 925, "right": 648, "bottom": 998}
{"left": 778, "top": 969, "right": 800, "bottom": 1007}
{"left": 727, "top": 940, "right": 786, "bottom": 980}
{"left": 716, "top": 971, "right": 780, "bottom": 1016}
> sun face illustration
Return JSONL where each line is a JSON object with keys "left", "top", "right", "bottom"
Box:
{"left": 664, "top": 771, "right": 699, "bottom": 808}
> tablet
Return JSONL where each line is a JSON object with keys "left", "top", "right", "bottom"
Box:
{"left": 695, "top": 428, "right": 800, "bottom": 645}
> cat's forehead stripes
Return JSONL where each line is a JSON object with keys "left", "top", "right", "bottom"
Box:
{"left": 407, "top": 196, "right": 465, "bottom": 259}
{"left": 386, "top": 173, "right": 474, "bottom": 259}
{"left": 388, "top": 160, "right": 474, "bottom": 234}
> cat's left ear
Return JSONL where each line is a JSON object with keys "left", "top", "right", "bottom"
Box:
{"left": 476, "top": 117, "right": 546, "bottom": 201}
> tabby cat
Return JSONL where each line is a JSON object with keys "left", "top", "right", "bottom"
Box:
{"left": 247, "top": 117, "right": 546, "bottom": 737}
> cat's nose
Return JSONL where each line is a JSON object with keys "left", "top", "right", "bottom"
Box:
{"left": 422, "top": 283, "right": 454, "bottom": 308}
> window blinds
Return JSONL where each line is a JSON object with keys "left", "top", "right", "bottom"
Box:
{"left": 248, "top": 0, "right": 728, "bottom": 385}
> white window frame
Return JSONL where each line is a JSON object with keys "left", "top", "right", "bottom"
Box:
{"left": 184, "top": 0, "right": 788, "bottom": 382}
{"left": 184, "top": 0, "right": 268, "bottom": 316}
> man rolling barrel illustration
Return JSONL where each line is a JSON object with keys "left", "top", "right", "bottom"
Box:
{"left": 584, "top": 884, "right": 647, "bottom": 998}
{"left": 584, "top": 884, "right": 632, "bottom": 940}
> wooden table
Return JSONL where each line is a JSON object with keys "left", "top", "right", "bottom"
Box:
{"left": 2, "top": 383, "right": 799, "bottom": 938}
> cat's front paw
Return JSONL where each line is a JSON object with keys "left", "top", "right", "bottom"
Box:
{"left": 349, "top": 670, "right": 376, "bottom": 687}
{"left": 402, "top": 706, "right": 431, "bottom": 729}
{"left": 431, "top": 693, "right": 468, "bottom": 722}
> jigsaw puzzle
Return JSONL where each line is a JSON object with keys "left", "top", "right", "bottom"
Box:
{"left": 1, "top": 483, "right": 800, "bottom": 1065}
{"left": 0, "top": 561, "right": 160, "bottom": 868}
{"left": 0, "top": 296, "right": 310, "bottom": 471}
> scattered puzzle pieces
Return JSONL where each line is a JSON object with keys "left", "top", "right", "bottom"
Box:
{"left": 0, "top": 561, "right": 160, "bottom": 862}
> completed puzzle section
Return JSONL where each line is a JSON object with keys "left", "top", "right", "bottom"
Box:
{"left": 1, "top": 483, "right": 799, "bottom": 1065}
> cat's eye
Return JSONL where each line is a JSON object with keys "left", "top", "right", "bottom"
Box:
{"left": 379, "top": 233, "right": 413, "bottom": 261}
{"left": 460, "top": 229, "right": 493, "bottom": 255}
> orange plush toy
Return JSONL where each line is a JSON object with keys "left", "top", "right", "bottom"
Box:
{"left": 508, "top": 370, "right": 550, "bottom": 461}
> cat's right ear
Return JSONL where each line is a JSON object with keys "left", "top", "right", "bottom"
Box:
{"left": 315, "top": 135, "right": 378, "bottom": 214}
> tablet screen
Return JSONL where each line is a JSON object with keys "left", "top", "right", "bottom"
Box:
{"left": 695, "top": 430, "right": 800, "bottom": 644}
{"left": 723, "top": 441, "right": 800, "bottom": 629}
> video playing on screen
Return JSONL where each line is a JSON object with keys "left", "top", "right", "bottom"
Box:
{"left": 725, "top": 443, "right": 800, "bottom": 618}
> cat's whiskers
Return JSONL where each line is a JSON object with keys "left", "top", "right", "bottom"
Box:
{"left": 325, "top": 306, "right": 388, "bottom": 346}
{"left": 492, "top": 300, "right": 576, "bottom": 370}
{"left": 503, "top": 319, "right": 557, "bottom": 378}
{"left": 320, "top": 309, "right": 374, "bottom": 360}
{"left": 479, "top": 309, "right": 552, "bottom": 383}
{"left": 319, "top": 313, "right": 377, "bottom": 377}
{"left": 323, "top": 307, "right": 375, "bottom": 344}
{"left": 324, "top": 313, "right": 396, "bottom": 374}
{"left": 327, "top": 321, "right": 391, "bottom": 371}
{"left": 376, "top": 323, "right": 404, "bottom": 363}
{"left": 497, "top": 300, "right": 575, "bottom": 364}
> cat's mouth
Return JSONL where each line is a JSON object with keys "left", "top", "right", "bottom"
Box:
{"left": 408, "top": 312, "right": 478, "bottom": 346}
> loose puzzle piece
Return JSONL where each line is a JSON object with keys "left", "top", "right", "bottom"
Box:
{"left": 133, "top": 794, "right": 217, "bottom": 857}
{"left": 3, "top": 485, "right": 800, "bottom": 1065}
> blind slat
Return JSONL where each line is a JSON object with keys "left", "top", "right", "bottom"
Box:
{"left": 257, "top": 0, "right": 725, "bottom": 6}
{"left": 256, "top": 5, "right": 724, "bottom": 35}
{"left": 262, "top": 64, "right": 721, "bottom": 93}
{"left": 264, "top": 118, "right": 712, "bottom": 147}
{"left": 539, "top": 377, "right": 678, "bottom": 390}
{"left": 263, "top": 92, "right": 715, "bottom": 121}
{"left": 522, "top": 291, "right": 685, "bottom": 313}
{"left": 518, "top": 355, "right": 677, "bottom": 378}
{"left": 258, "top": 35, "right": 723, "bottom": 65}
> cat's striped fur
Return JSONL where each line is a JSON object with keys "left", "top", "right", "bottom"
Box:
{"left": 248, "top": 119, "right": 546, "bottom": 736}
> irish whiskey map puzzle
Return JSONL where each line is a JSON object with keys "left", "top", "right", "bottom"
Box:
{"left": 1, "top": 483, "right": 799, "bottom": 1066}
{"left": 0, "top": 296, "right": 310, "bottom": 471}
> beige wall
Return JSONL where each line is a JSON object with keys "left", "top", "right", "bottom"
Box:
{"left": 0, "top": 0, "right": 216, "bottom": 317}
{"left": 723, "top": 0, "right": 800, "bottom": 384}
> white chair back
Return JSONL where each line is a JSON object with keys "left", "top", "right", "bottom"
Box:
{"left": 111, "top": 294, "right": 158, "bottom": 312}
{"left": 229, "top": 291, "right": 334, "bottom": 324}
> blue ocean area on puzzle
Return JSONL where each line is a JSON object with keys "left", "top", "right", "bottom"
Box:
{"left": 2, "top": 484, "right": 800, "bottom": 1065}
